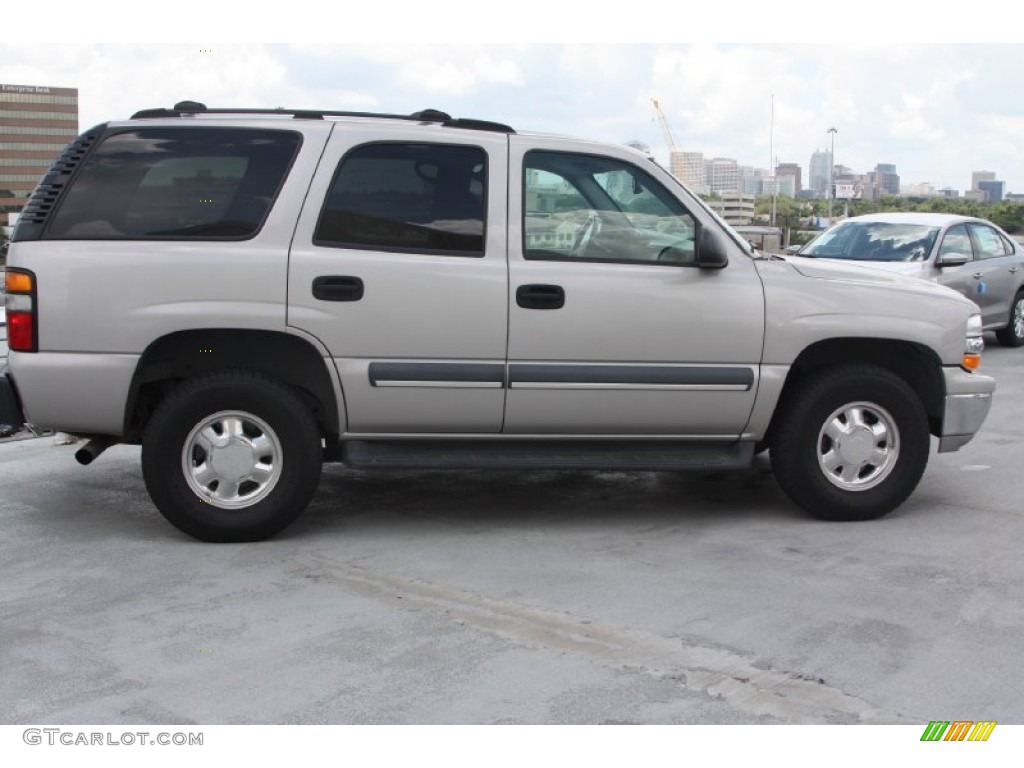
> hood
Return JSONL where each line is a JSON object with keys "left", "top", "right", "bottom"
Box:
{"left": 785, "top": 256, "right": 926, "bottom": 283}
{"left": 778, "top": 255, "right": 975, "bottom": 307}
{"left": 806, "top": 259, "right": 928, "bottom": 277}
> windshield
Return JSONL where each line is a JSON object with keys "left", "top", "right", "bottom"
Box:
{"left": 800, "top": 222, "right": 940, "bottom": 262}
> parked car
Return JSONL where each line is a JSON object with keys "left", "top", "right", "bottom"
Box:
{"left": 794, "top": 212, "right": 1024, "bottom": 346}
{"left": 0, "top": 103, "right": 995, "bottom": 541}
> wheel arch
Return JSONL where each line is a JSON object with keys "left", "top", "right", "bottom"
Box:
{"left": 763, "top": 337, "right": 945, "bottom": 448}
{"left": 123, "top": 329, "right": 342, "bottom": 443}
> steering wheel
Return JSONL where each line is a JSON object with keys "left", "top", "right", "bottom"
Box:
{"left": 570, "top": 212, "right": 601, "bottom": 258}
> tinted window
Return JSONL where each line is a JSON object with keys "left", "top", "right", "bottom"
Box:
{"left": 524, "top": 151, "right": 696, "bottom": 265}
{"left": 47, "top": 128, "right": 301, "bottom": 239}
{"left": 315, "top": 143, "right": 486, "bottom": 255}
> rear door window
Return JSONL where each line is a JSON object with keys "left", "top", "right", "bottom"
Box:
{"left": 968, "top": 223, "right": 1010, "bottom": 260}
{"left": 314, "top": 142, "right": 487, "bottom": 256}
{"left": 46, "top": 127, "right": 301, "bottom": 239}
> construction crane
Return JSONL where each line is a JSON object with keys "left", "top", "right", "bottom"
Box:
{"left": 651, "top": 98, "right": 679, "bottom": 152}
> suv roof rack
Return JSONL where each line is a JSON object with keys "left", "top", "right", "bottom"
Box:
{"left": 129, "top": 101, "right": 515, "bottom": 134}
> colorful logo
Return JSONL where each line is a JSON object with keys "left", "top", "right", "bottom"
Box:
{"left": 920, "top": 721, "right": 996, "bottom": 741}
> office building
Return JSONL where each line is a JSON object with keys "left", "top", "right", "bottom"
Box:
{"left": 775, "top": 162, "right": 801, "bottom": 196}
{"left": 868, "top": 163, "right": 900, "bottom": 199}
{"left": 673, "top": 151, "right": 706, "bottom": 194}
{"left": 971, "top": 170, "right": 996, "bottom": 191}
{"left": 977, "top": 180, "right": 1005, "bottom": 202}
{"left": 707, "top": 157, "right": 740, "bottom": 195}
{"left": 809, "top": 150, "right": 832, "bottom": 198}
{"left": 0, "top": 83, "right": 79, "bottom": 217}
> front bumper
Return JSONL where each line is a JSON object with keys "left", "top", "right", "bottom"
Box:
{"left": 939, "top": 366, "right": 995, "bottom": 453}
{"left": 0, "top": 367, "right": 26, "bottom": 429}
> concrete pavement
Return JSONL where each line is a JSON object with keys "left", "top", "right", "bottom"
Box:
{"left": 1, "top": 344, "right": 1022, "bottom": 724}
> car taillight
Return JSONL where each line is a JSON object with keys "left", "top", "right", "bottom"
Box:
{"left": 4, "top": 268, "right": 37, "bottom": 352}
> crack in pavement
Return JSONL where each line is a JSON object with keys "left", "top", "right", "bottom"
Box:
{"left": 298, "top": 554, "right": 906, "bottom": 723}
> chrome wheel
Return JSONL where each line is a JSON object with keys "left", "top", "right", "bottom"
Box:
{"left": 181, "top": 410, "right": 283, "bottom": 509}
{"left": 816, "top": 401, "right": 900, "bottom": 491}
{"left": 996, "top": 292, "right": 1024, "bottom": 347}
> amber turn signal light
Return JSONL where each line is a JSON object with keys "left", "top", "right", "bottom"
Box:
{"left": 5, "top": 270, "right": 33, "bottom": 293}
{"left": 962, "top": 354, "right": 981, "bottom": 371}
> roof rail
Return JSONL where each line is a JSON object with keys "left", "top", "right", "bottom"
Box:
{"left": 129, "top": 101, "right": 515, "bottom": 133}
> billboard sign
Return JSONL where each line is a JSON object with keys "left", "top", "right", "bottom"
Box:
{"left": 834, "top": 183, "right": 863, "bottom": 200}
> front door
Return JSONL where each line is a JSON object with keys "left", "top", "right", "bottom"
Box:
{"left": 504, "top": 138, "right": 765, "bottom": 436}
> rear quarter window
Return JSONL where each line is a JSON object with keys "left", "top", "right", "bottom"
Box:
{"left": 45, "top": 127, "right": 301, "bottom": 240}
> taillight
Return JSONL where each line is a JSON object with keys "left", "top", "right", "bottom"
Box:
{"left": 4, "top": 268, "right": 37, "bottom": 352}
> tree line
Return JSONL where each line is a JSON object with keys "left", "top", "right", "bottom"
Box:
{"left": 750, "top": 194, "right": 1024, "bottom": 233}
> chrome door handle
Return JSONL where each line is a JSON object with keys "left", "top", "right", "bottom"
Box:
{"left": 973, "top": 272, "right": 984, "bottom": 279}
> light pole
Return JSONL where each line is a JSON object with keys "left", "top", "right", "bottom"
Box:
{"left": 827, "top": 126, "right": 837, "bottom": 219}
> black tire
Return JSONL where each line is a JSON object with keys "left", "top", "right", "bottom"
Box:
{"left": 142, "top": 371, "right": 322, "bottom": 542}
{"left": 995, "top": 291, "right": 1024, "bottom": 347}
{"left": 770, "top": 365, "right": 929, "bottom": 521}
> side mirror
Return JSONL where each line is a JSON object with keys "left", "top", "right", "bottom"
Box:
{"left": 785, "top": 244, "right": 802, "bottom": 254}
{"left": 696, "top": 226, "right": 729, "bottom": 269}
{"left": 937, "top": 252, "right": 970, "bottom": 268}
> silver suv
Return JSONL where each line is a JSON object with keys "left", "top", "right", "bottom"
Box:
{"left": 0, "top": 102, "right": 996, "bottom": 541}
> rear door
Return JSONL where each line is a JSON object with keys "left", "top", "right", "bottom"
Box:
{"left": 938, "top": 222, "right": 1017, "bottom": 327}
{"left": 287, "top": 123, "right": 509, "bottom": 433}
{"left": 967, "top": 223, "right": 1018, "bottom": 327}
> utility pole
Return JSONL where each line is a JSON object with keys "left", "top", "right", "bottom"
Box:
{"left": 770, "top": 94, "right": 776, "bottom": 228}
{"left": 827, "top": 126, "right": 837, "bottom": 219}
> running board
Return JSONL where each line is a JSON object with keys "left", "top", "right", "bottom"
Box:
{"left": 340, "top": 440, "right": 754, "bottom": 471}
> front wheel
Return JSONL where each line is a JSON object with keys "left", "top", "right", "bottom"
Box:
{"left": 142, "top": 371, "right": 322, "bottom": 542}
{"left": 770, "top": 365, "right": 930, "bottom": 521}
{"left": 995, "top": 291, "right": 1024, "bottom": 347}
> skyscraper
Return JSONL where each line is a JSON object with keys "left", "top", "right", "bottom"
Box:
{"left": 707, "top": 157, "right": 739, "bottom": 195}
{"left": 679, "top": 149, "right": 704, "bottom": 192}
{"left": 870, "top": 163, "right": 900, "bottom": 198}
{"left": 809, "top": 150, "right": 832, "bottom": 199}
{"left": 971, "top": 170, "right": 996, "bottom": 191}
{"left": 775, "top": 162, "right": 802, "bottom": 196}
{"left": 977, "top": 180, "right": 1005, "bottom": 202}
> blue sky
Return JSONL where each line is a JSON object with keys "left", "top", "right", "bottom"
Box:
{"left": 4, "top": 6, "right": 1022, "bottom": 194}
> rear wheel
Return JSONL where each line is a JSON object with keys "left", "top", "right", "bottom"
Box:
{"left": 771, "top": 365, "right": 929, "bottom": 521}
{"left": 142, "top": 371, "right": 322, "bottom": 542}
{"left": 995, "top": 291, "right": 1024, "bottom": 347}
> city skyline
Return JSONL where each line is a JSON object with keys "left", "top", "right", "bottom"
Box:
{"left": 1, "top": 36, "right": 1022, "bottom": 195}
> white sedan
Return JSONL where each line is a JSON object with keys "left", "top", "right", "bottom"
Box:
{"left": 794, "top": 212, "right": 1024, "bottom": 346}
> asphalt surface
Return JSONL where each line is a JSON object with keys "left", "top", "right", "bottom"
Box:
{"left": 1, "top": 343, "right": 1022, "bottom": 725}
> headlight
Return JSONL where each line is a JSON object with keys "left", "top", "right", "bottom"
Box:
{"left": 963, "top": 313, "right": 984, "bottom": 369}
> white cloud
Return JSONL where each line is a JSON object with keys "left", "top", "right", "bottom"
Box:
{"left": 2, "top": 42, "right": 1023, "bottom": 192}
{"left": 398, "top": 54, "right": 524, "bottom": 94}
